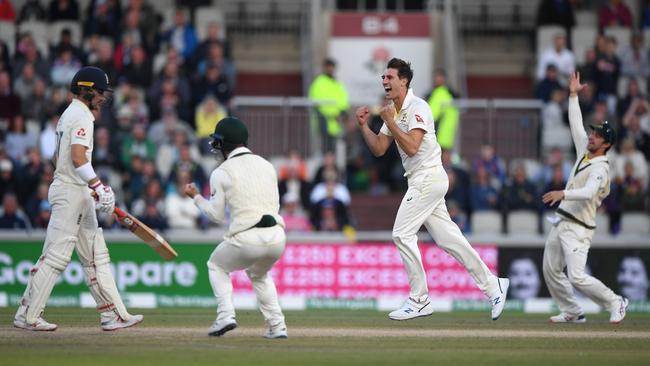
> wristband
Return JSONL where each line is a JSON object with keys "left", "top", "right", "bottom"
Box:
{"left": 75, "top": 162, "right": 97, "bottom": 183}
{"left": 89, "top": 180, "right": 103, "bottom": 191}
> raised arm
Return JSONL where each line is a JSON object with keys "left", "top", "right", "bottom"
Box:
{"left": 567, "top": 72, "right": 589, "bottom": 156}
{"left": 356, "top": 106, "right": 393, "bottom": 157}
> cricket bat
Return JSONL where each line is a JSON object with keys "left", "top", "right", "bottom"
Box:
{"left": 113, "top": 207, "right": 178, "bottom": 260}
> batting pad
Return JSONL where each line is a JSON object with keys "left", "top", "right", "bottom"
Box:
{"left": 86, "top": 228, "right": 131, "bottom": 320}
{"left": 24, "top": 238, "right": 75, "bottom": 323}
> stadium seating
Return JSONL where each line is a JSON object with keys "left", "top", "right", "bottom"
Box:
{"left": 571, "top": 26, "right": 597, "bottom": 65}
{"left": 0, "top": 20, "right": 15, "bottom": 56}
{"left": 620, "top": 213, "right": 650, "bottom": 235}
{"left": 471, "top": 211, "right": 502, "bottom": 235}
{"left": 507, "top": 210, "right": 539, "bottom": 235}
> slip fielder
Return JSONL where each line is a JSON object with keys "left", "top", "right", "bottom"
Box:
{"left": 356, "top": 58, "right": 509, "bottom": 321}
{"left": 542, "top": 71, "right": 628, "bottom": 324}
{"left": 14, "top": 66, "right": 143, "bottom": 331}
{"left": 184, "top": 117, "right": 288, "bottom": 339}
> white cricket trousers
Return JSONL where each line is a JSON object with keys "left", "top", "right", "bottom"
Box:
{"left": 543, "top": 220, "right": 618, "bottom": 315}
{"left": 207, "top": 225, "right": 286, "bottom": 328}
{"left": 393, "top": 166, "right": 499, "bottom": 302}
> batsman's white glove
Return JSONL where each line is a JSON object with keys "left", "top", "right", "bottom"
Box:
{"left": 90, "top": 181, "right": 115, "bottom": 213}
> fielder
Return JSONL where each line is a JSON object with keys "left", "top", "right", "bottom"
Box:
{"left": 542, "top": 71, "right": 628, "bottom": 324}
{"left": 356, "top": 58, "right": 509, "bottom": 321}
{"left": 184, "top": 117, "right": 288, "bottom": 338}
{"left": 14, "top": 66, "right": 143, "bottom": 331}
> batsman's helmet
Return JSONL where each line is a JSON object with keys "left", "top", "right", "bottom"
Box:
{"left": 589, "top": 120, "right": 616, "bottom": 145}
{"left": 70, "top": 66, "right": 113, "bottom": 96}
{"left": 209, "top": 117, "right": 248, "bottom": 152}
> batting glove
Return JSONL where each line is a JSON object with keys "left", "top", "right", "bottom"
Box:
{"left": 90, "top": 181, "right": 115, "bottom": 213}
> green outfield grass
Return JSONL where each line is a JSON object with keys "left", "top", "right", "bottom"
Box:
{"left": 1, "top": 307, "right": 650, "bottom": 366}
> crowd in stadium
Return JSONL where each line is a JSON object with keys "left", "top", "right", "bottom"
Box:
{"left": 0, "top": 0, "right": 648, "bottom": 235}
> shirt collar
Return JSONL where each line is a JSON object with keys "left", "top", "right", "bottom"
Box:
{"left": 398, "top": 89, "right": 415, "bottom": 113}
{"left": 582, "top": 153, "right": 608, "bottom": 164}
{"left": 71, "top": 98, "right": 95, "bottom": 122}
{"left": 227, "top": 146, "right": 251, "bottom": 159}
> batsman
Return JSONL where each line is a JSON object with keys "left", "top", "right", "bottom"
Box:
{"left": 14, "top": 66, "right": 143, "bottom": 331}
{"left": 184, "top": 117, "right": 288, "bottom": 339}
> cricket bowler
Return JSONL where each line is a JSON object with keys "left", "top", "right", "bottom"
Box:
{"left": 184, "top": 117, "right": 288, "bottom": 338}
{"left": 14, "top": 66, "right": 143, "bottom": 331}
{"left": 356, "top": 58, "right": 509, "bottom": 321}
{"left": 542, "top": 71, "right": 628, "bottom": 324}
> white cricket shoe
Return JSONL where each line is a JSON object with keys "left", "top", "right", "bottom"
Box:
{"left": 101, "top": 314, "right": 143, "bottom": 331}
{"left": 549, "top": 313, "right": 587, "bottom": 323}
{"left": 490, "top": 277, "right": 509, "bottom": 320}
{"left": 208, "top": 318, "right": 237, "bottom": 337}
{"left": 388, "top": 297, "right": 434, "bottom": 321}
{"left": 14, "top": 315, "right": 57, "bottom": 331}
{"left": 609, "top": 297, "right": 629, "bottom": 324}
{"left": 264, "top": 323, "right": 288, "bottom": 339}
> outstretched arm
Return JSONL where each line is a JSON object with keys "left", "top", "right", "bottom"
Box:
{"left": 567, "top": 72, "right": 589, "bottom": 156}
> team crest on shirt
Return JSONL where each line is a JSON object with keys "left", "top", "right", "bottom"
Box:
{"left": 415, "top": 114, "right": 424, "bottom": 123}
{"left": 76, "top": 128, "right": 86, "bottom": 137}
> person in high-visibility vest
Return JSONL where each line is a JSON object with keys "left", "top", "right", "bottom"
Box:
{"left": 427, "top": 69, "right": 459, "bottom": 151}
{"left": 309, "top": 58, "right": 350, "bottom": 153}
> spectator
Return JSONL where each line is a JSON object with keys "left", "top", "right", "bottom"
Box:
{"left": 0, "top": 70, "right": 22, "bottom": 123}
{"left": 33, "top": 200, "right": 51, "bottom": 229}
{"left": 615, "top": 138, "right": 649, "bottom": 189}
{"left": 116, "top": 89, "right": 149, "bottom": 124}
{"left": 543, "top": 165, "right": 567, "bottom": 210}
{"left": 503, "top": 164, "right": 538, "bottom": 212}
{"left": 120, "top": 9, "right": 150, "bottom": 54}
{"left": 193, "top": 20, "right": 232, "bottom": 67}
{"left": 50, "top": 28, "right": 84, "bottom": 64}
{"left": 196, "top": 42, "right": 236, "bottom": 90}
{"left": 49, "top": 0, "right": 79, "bottom": 21}
{"left": 310, "top": 168, "right": 351, "bottom": 206}
{"left": 536, "top": 0, "right": 575, "bottom": 32}
{"left": 25, "top": 182, "right": 48, "bottom": 225}
{"left": 577, "top": 48, "right": 597, "bottom": 84}
{"left": 84, "top": 0, "right": 122, "bottom": 39}
{"left": 310, "top": 191, "right": 351, "bottom": 232}
{"left": 90, "top": 38, "right": 118, "bottom": 86}
{"left": 165, "top": 170, "right": 200, "bottom": 229}
{"left": 426, "top": 68, "right": 459, "bottom": 151}
{"left": 137, "top": 200, "right": 169, "bottom": 231}
{"left": 122, "top": 45, "right": 153, "bottom": 89}
{"left": 538, "top": 146, "right": 573, "bottom": 185}
{"left": 156, "top": 128, "right": 200, "bottom": 180}
{"left": 535, "top": 64, "right": 563, "bottom": 102}
{"left": 124, "top": 0, "right": 158, "bottom": 54}
{"left": 619, "top": 33, "right": 650, "bottom": 80}
{"left": 194, "top": 95, "right": 226, "bottom": 153}
{"left": 0, "top": 193, "right": 29, "bottom": 229}
{"left": 278, "top": 150, "right": 312, "bottom": 211}
{"left": 23, "top": 79, "right": 48, "bottom": 123}
{"left": 14, "top": 34, "right": 50, "bottom": 82}
{"left": 474, "top": 144, "right": 507, "bottom": 188}
{"left": 0, "top": 157, "right": 17, "bottom": 202}
{"left": 617, "top": 78, "right": 643, "bottom": 120}
{"left": 447, "top": 200, "right": 469, "bottom": 234}
{"left": 50, "top": 48, "right": 82, "bottom": 86}
{"left": 161, "top": 8, "right": 198, "bottom": 61}
{"left": 309, "top": 58, "right": 350, "bottom": 154}
{"left": 193, "top": 64, "right": 232, "bottom": 108}
{"left": 39, "top": 113, "right": 59, "bottom": 160}
{"left": 470, "top": 165, "right": 500, "bottom": 211}
{"left": 148, "top": 108, "right": 194, "bottom": 147}
{"left": 599, "top": 0, "right": 633, "bottom": 29}
{"left": 536, "top": 32, "right": 575, "bottom": 85}
{"left": 594, "top": 36, "right": 621, "bottom": 114}
{"left": 621, "top": 111, "right": 650, "bottom": 161}
{"left": 445, "top": 168, "right": 472, "bottom": 218}
{"left": 541, "top": 87, "right": 572, "bottom": 154}
{"left": 5, "top": 115, "right": 37, "bottom": 161}
{"left": 13, "top": 62, "right": 42, "bottom": 103}
{"left": 167, "top": 143, "right": 208, "bottom": 192}
{"left": 280, "top": 191, "right": 312, "bottom": 232}
{"left": 16, "top": 147, "right": 44, "bottom": 205}
{"left": 92, "top": 126, "right": 120, "bottom": 174}
{"left": 18, "top": 0, "right": 47, "bottom": 23}
{"left": 615, "top": 160, "right": 646, "bottom": 211}
{"left": 578, "top": 80, "right": 597, "bottom": 117}
{"left": 147, "top": 61, "right": 191, "bottom": 121}
{"left": 0, "top": 0, "right": 16, "bottom": 21}
{"left": 312, "top": 151, "right": 342, "bottom": 185}
{"left": 120, "top": 123, "right": 156, "bottom": 171}
{"left": 131, "top": 178, "right": 165, "bottom": 217}
{"left": 623, "top": 97, "right": 650, "bottom": 135}
{"left": 0, "top": 40, "right": 11, "bottom": 75}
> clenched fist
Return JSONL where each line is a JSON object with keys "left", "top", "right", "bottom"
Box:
{"left": 379, "top": 104, "right": 396, "bottom": 124}
{"left": 90, "top": 182, "right": 115, "bottom": 213}
{"left": 184, "top": 183, "right": 199, "bottom": 199}
{"left": 355, "top": 106, "right": 370, "bottom": 127}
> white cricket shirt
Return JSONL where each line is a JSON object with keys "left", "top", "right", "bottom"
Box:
{"left": 380, "top": 89, "right": 441, "bottom": 177}
{"left": 53, "top": 98, "right": 95, "bottom": 186}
